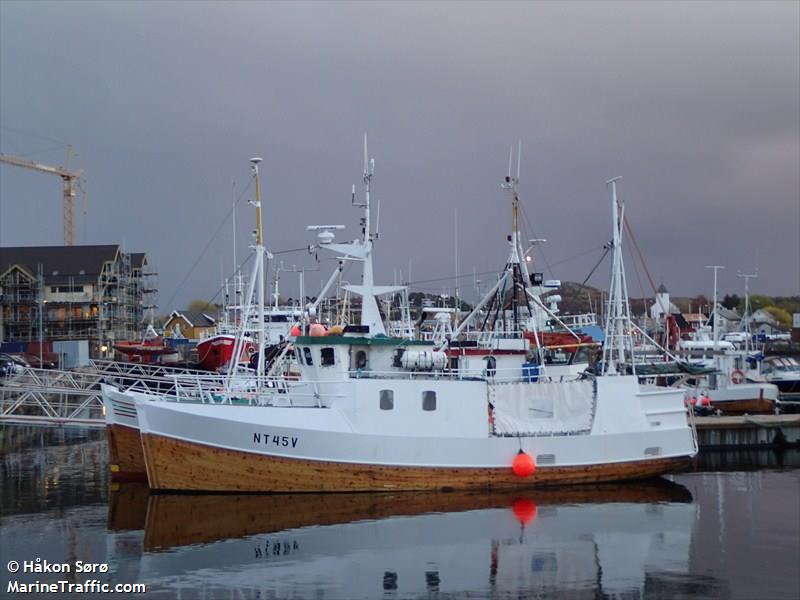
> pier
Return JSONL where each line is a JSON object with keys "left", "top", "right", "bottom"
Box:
{"left": 694, "top": 414, "right": 800, "bottom": 449}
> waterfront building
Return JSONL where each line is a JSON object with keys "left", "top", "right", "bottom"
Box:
{"left": 162, "top": 309, "right": 217, "bottom": 340}
{"left": 0, "top": 245, "right": 156, "bottom": 357}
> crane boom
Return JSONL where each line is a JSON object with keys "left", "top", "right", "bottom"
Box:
{"left": 0, "top": 152, "right": 84, "bottom": 245}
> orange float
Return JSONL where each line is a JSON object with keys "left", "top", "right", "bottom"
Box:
{"left": 511, "top": 450, "right": 536, "bottom": 477}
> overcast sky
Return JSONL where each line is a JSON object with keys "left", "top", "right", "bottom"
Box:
{"left": 1, "top": 1, "right": 798, "bottom": 311}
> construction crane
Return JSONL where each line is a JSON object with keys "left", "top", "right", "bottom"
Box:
{"left": 0, "top": 148, "right": 84, "bottom": 245}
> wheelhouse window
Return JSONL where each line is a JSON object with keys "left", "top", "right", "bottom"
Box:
{"left": 422, "top": 390, "right": 437, "bottom": 411}
{"left": 321, "top": 347, "right": 335, "bottom": 367}
{"left": 355, "top": 350, "right": 368, "bottom": 370}
{"left": 380, "top": 389, "right": 394, "bottom": 410}
{"left": 303, "top": 347, "right": 314, "bottom": 366}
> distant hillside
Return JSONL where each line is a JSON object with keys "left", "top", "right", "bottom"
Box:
{"left": 543, "top": 282, "right": 604, "bottom": 315}
{"left": 546, "top": 285, "right": 799, "bottom": 326}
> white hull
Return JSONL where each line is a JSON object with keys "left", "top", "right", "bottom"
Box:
{"left": 136, "top": 374, "right": 696, "bottom": 479}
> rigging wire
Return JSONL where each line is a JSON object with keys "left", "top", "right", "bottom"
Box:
{"left": 164, "top": 175, "right": 255, "bottom": 310}
{"left": 626, "top": 229, "right": 649, "bottom": 315}
{"left": 190, "top": 252, "right": 256, "bottom": 317}
{"left": 518, "top": 201, "right": 554, "bottom": 278}
{"left": 623, "top": 216, "right": 659, "bottom": 297}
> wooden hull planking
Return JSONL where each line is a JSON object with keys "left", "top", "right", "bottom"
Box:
{"left": 711, "top": 397, "right": 777, "bottom": 415}
{"left": 141, "top": 433, "right": 691, "bottom": 492}
{"left": 107, "top": 424, "right": 148, "bottom": 481}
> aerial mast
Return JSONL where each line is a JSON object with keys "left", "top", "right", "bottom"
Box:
{"left": 602, "top": 177, "right": 634, "bottom": 375}
{"left": 737, "top": 270, "right": 757, "bottom": 352}
{"left": 705, "top": 265, "right": 725, "bottom": 349}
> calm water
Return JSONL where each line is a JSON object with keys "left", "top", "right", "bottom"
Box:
{"left": 1, "top": 425, "right": 798, "bottom": 600}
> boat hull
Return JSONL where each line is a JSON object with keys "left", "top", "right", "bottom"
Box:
{"left": 196, "top": 334, "right": 254, "bottom": 372}
{"left": 107, "top": 423, "right": 147, "bottom": 481}
{"left": 708, "top": 397, "right": 777, "bottom": 415}
{"left": 706, "top": 383, "right": 779, "bottom": 415}
{"left": 140, "top": 432, "right": 691, "bottom": 492}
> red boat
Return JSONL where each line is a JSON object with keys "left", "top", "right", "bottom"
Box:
{"left": 113, "top": 325, "right": 176, "bottom": 365}
{"left": 196, "top": 334, "right": 255, "bottom": 372}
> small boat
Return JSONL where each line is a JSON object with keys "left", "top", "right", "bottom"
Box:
{"left": 113, "top": 324, "right": 178, "bottom": 365}
{"left": 676, "top": 330, "right": 779, "bottom": 415}
{"left": 762, "top": 355, "right": 800, "bottom": 395}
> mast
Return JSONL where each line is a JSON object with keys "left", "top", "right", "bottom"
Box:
{"left": 705, "top": 265, "right": 724, "bottom": 350}
{"left": 602, "top": 177, "right": 634, "bottom": 375}
{"left": 737, "top": 271, "right": 757, "bottom": 353}
{"left": 252, "top": 157, "right": 266, "bottom": 379}
{"left": 321, "top": 134, "right": 404, "bottom": 335}
{"left": 499, "top": 143, "right": 529, "bottom": 331}
{"left": 362, "top": 132, "right": 374, "bottom": 288}
{"left": 225, "top": 157, "right": 266, "bottom": 388}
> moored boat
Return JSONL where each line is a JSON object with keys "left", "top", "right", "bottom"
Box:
{"left": 135, "top": 156, "right": 698, "bottom": 493}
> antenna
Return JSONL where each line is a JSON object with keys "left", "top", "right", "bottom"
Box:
{"left": 705, "top": 265, "right": 725, "bottom": 348}
{"left": 507, "top": 145, "right": 513, "bottom": 180}
{"left": 351, "top": 183, "right": 356, "bottom": 205}
{"left": 375, "top": 195, "right": 381, "bottom": 239}
{"left": 363, "top": 132, "right": 369, "bottom": 179}
{"left": 516, "top": 139, "right": 522, "bottom": 181}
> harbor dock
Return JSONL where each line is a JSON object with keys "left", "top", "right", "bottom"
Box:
{"left": 694, "top": 414, "right": 800, "bottom": 449}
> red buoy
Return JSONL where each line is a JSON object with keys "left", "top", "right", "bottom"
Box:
{"left": 290, "top": 325, "right": 302, "bottom": 337}
{"left": 512, "top": 450, "right": 536, "bottom": 477}
{"left": 512, "top": 498, "right": 538, "bottom": 525}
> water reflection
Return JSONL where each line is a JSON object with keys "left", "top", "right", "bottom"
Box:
{"left": 108, "top": 480, "right": 694, "bottom": 551}
{"left": 3, "top": 425, "right": 799, "bottom": 600}
{"left": 104, "top": 481, "right": 699, "bottom": 599}
{"left": 1, "top": 425, "right": 106, "bottom": 517}
{"left": 694, "top": 446, "right": 800, "bottom": 472}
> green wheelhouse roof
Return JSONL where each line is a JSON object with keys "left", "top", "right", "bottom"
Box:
{"left": 295, "top": 335, "right": 433, "bottom": 347}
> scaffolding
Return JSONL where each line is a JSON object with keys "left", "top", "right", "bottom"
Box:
{"left": 0, "top": 246, "right": 158, "bottom": 357}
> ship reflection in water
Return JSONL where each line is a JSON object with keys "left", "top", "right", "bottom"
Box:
{"left": 2, "top": 426, "right": 799, "bottom": 600}
{"left": 104, "top": 480, "right": 705, "bottom": 599}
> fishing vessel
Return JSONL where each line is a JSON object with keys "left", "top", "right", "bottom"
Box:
{"left": 135, "top": 152, "right": 697, "bottom": 492}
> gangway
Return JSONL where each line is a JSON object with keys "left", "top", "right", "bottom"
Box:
{"left": 0, "top": 360, "right": 225, "bottom": 427}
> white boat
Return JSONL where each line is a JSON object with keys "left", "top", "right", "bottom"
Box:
{"left": 676, "top": 331, "right": 779, "bottom": 414}
{"left": 135, "top": 157, "right": 697, "bottom": 492}
{"left": 762, "top": 355, "right": 800, "bottom": 396}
